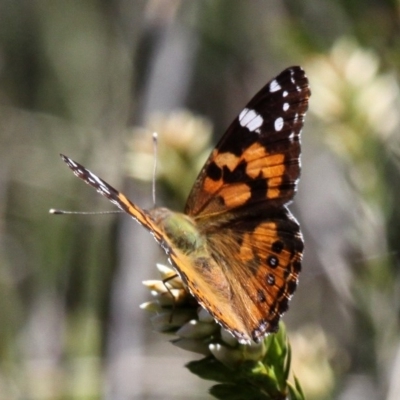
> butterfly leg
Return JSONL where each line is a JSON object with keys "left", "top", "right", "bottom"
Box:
{"left": 162, "top": 273, "right": 179, "bottom": 323}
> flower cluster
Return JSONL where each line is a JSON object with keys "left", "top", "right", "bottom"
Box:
{"left": 141, "top": 263, "right": 268, "bottom": 366}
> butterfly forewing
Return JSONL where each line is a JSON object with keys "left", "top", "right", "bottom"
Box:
{"left": 60, "top": 155, "right": 167, "bottom": 246}
{"left": 185, "top": 66, "right": 310, "bottom": 217}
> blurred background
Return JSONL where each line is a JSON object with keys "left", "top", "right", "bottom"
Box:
{"left": 1, "top": 1, "right": 400, "bottom": 399}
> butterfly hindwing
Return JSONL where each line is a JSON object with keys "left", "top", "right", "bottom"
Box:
{"left": 204, "top": 206, "right": 303, "bottom": 342}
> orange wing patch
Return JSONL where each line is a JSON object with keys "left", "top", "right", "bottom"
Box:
{"left": 197, "top": 145, "right": 292, "bottom": 214}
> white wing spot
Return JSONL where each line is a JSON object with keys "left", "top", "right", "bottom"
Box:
{"left": 283, "top": 91, "right": 288, "bottom": 97}
{"left": 274, "top": 117, "right": 284, "bottom": 132}
{"left": 88, "top": 171, "right": 103, "bottom": 186}
{"left": 99, "top": 183, "right": 111, "bottom": 196}
{"left": 239, "top": 108, "right": 263, "bottom": 133}
{"left": 239, "top": 108, "right": 248, "bottom": 122}
{"left": 269, "top": 79, "right": 281, "bottom": 92}
{"left": 283, "top": 102, "right": 289, "bottom": 112}
{"left": 288, "top": 131, "right": 295, "bottom": 141}
{"left": 87, "top": 171, "right": 111, "bottom": 195}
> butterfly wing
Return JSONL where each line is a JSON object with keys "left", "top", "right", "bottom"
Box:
{"left": 60, "top": 155, "right": 270, "bottom": 344}
{"left": 60, "top": 155, "right": 167, "bottom": 245}
{"left": 185, "top": 66, "right": 310, "bottom": 217}
{"left": 204, "top": 207, "right": 303, "bottom": 342}
{"left": 183, "top": 66, "right": 310, "bottom": 341}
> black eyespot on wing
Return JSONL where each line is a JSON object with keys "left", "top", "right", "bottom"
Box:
{"left": 267, "top": 255, "right": 279, "bottom": 268}
{"left": 272, "top": 240, "right": 284, "bottom": 254}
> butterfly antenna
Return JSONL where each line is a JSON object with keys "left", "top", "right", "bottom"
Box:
{"left": 49, "top": 209, "right": 123, "bottom": 215}
{"left": 152, "top": 131, "right": 158, "bottom": 207}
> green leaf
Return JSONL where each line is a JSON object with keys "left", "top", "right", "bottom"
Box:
{"left": 293, "top": 376, "right": 306, "bottom": 400}
{"left": 186, "top": 357, "right": 242, "bottom": 383}
{"left": 210, "top": 383, "right": 275, "bottom": 400}
{"left": 283, "top": 341, "right": 292, "bottom": 382}
{"left": 186, "top": 323, "right": 306, "bottom": 400}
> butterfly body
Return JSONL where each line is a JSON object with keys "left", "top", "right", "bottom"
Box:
{"left": 61, "top": 66, "right": 310, "bottom": 344}
{"left": 150, "top": 208, "right": 205, "bottom": 255}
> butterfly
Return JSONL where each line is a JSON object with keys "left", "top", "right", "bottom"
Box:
{"left": 60, "top": 66, "right": 310, "bottom": 344}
